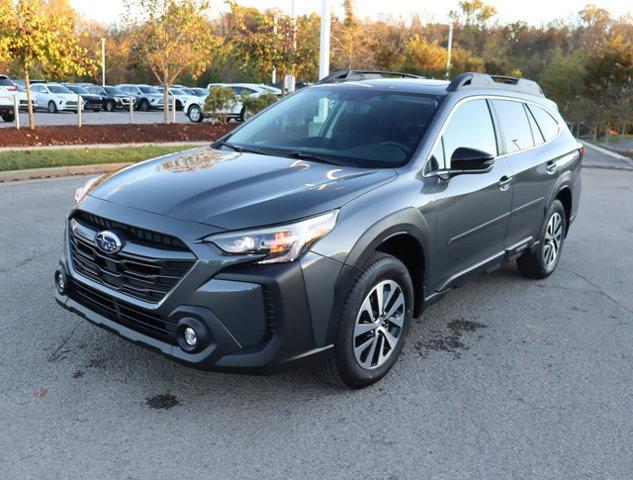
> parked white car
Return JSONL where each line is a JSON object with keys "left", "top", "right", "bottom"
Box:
{"left": 17, "top": 85, "right": 39, "bottom": 111}
{"left": 0, "top": 74, "right": 17, "bottom": 122}
{"left": 31, "top": 83, "right": 79, "bottom": 113}
{"left": 187, "top": 83, "right": 280, "bottom": 123}
{"left": 155, "top": 87, "right": 199, "bottom": 111}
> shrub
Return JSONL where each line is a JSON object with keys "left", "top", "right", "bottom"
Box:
{"left": 240, "top": 91, "right": 279, "bottom": 119}
{"left": 203, "top": 86, "right": 237, "bottom": 123}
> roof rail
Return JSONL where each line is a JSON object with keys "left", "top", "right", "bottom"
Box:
{"left": 447, "top": 72, "right": 545, "bottom": 97}
{"left": 316, "top": 70, "right": 423, "bottom": 84}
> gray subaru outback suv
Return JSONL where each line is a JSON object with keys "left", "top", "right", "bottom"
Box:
{"left": 55, "top": 72, "right": 582, "bottom": 388}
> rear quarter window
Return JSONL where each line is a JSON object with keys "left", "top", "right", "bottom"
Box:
{"left": 528, "top": 105, "right": 560, "bottom": 141}
{"left": 0, "top": 77, "right": 14, "bottom": 86}
{"left": 492, "top": 99, "right": 534, "bottom": 153}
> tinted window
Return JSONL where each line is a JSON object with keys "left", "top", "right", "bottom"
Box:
{"left": 0, "top": 77, "right": 13, "bottom": 86}
{"left": 528, "top": 105, "right": 560, "bottom": 141}
{"left": 48, "top": 85, "right": 72, "bottom": 94}
{"left": 492, "top": 100, "right": 534, "bottom": 153}
{"left": 228, "top": 87, "right": 440, "bottom": 168}
{"left": 89, "top": 87, "right": 106, "bottom": 95}
{"left": 139, "top": 86, "right": 157, "bottom": 94}
{"left": 104, "top": 87, "right": 125, "bottom": 95}
{"left": 441, "top": 99, "right": 497, "bottom": 169}
{"left": 525, "top": 105, "right": 545, "bottom": 145}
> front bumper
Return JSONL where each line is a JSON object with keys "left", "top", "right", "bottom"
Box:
{"left": 55, "top": 197, "right": 342, "bottom": 373}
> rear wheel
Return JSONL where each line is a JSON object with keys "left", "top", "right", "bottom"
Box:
{"left": 316, "top": 252, "right": 413, "bottom": 389}
{"left": 48, "top": 101, "right": 58, "bottom": 114}
{"left": 517, "top": 199, "right": 566, "bottom": 279}
{"left": 187, "top": 104, "right": 203, "bottom": 123}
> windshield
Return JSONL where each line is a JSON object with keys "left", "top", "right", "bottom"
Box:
{"left": 48, "top": 85, "right": 73, "bottom": 94}
{"left": 67, "top": 86, "right": 89, "bottom": 94}
{"left": 104, "top": 87, "right": 125, "bottom": 95}
{"left": 89, "top": 87, "right": 106, "bottom": 95}
{"left": 139, "top": 86, "right": 158, "bottom": 94}
{"left": 191, "top": 88, "right": 208, "bottom": 96}
{"left": 226, "top": 86, "right": 441, "bottom": 168}
{"left": 171, "top": 88, "right": 185, "bottom": 95}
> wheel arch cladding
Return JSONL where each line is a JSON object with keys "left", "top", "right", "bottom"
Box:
{"left": 325, "top": 208, "right": 431, "bottom": 345}
{"left": 555, "top": 187, "right": 572, "bottom": 235}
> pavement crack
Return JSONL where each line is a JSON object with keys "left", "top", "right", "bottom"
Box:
{"left": 560, "top": 267, "right": 633, "bottom": 316}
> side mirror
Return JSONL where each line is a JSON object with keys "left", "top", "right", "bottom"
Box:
{"left": 450, "top": 147, "right": 495, "bottom": 173}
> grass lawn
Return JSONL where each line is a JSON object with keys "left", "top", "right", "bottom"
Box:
{"left": 0, "top": 145, "right": 199, "bottom": 172}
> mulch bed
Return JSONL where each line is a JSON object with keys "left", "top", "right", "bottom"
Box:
{"left": 0, "top": 123, "right": 235, "bottom": 148}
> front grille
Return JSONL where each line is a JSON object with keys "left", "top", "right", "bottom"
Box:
{"left": 69, "top": 281, "right": 176, "bottom": 344}
{"left": 66, "top": 101, "right": 78, "bottom": 107}
{"left": 69, "top": 212, "right": 196, "bottom": 303}
{"left": 75, "top": 210, "right": 189, "bottom": 251}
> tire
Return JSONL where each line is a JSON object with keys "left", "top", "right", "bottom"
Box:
{"left": 517, "top": 199, "right": 567, "bottom": 279}
{"left": 1, "top": 111, "right": 15, "bottom": 122}
{"left": 316, "top": 252, "right": 414, "bottom": 389}
{"left": 105, "top": 101, "right": 115, "bottom": 112}
{"left": 176, "top": 100, "right": 183, "bottom": 111}
{"left": 138, "top": 99, "right": 149, "bottom": 112}
{"left": 187, "top": 105, "right": 203, "bottom": 123}
{"left": 48, "top": 101, "right": 58, "bottom": 114}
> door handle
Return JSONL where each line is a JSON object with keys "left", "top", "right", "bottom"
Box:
{"left": 498, "top": 176, "right": 512, "bottom": 191}
{"left": 546, "top": 161, "right": 558, "bottom": 174}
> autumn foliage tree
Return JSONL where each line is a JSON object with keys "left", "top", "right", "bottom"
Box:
{"left": 124, "top": 0, "right": 221, "bottom": 123}
{"left": 0, "top": 0, "right": 95, "bottom": 129}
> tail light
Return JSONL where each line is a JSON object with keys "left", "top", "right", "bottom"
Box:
{"left": 7, "top": 86, "right": 17, "bottom": 92}
{"left": 578, "top": 144, "right": 585, "bottom": 158}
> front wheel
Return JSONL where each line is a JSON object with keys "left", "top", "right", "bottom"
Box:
{"left": 517, "top": 199, "right": 567, "bottom": 279}
{"left": 316, "top": 252, "right": 413, "bottom": 389}
{"left": 105, "top": 100, "right": 115, "bottom": 112}
{"left": 1, "top": 111, "right": 15, "bottom": 122}
{"left": 187, "top": 105, "right": 203, "bottom": 123}
{"left": 48, "top": 101, "right": 58, "bottom": 114}
{"left": 138, "top": 99, "right": 149, "bottom": 112}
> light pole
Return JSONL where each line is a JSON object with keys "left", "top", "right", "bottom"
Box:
{"left": 101, "top": 38, "right": 106, "bottom": 86}
{"left": 286, "top": 0, "right": 297, "bottom": 92}
{"left": 445, "top": 22, "right": 453, "bottom": 79}
{"left": 319, "top": 0, "right": 331, "bottom": 80}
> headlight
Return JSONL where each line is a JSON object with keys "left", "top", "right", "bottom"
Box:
{"left": 204, "top": 210, "right": 338, "bottom": 264}
{"left": 74, "top": 175, "right": 103, "bottom": 204}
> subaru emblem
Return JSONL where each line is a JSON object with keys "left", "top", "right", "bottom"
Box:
{"left": 95, "top": 230, "right": 123, "bottom": 254}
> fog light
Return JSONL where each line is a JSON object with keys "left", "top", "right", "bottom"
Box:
{"left": 184, "top": 327, "right": 197, "bottom": 346}
{"left": 54, "top": 268, "right": 69, "bottom": 295}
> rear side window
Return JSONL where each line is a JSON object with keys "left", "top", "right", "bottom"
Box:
{"left": 528, "top": 105, "right": 560, "bottom": 141}
{"left": 525, "top": 105, "right": 545, "bottom": 145}
{"left": 492, "top": 100, "right": 534, "bottom": 153}
{"left": 0, "top": 77, "right": 13, "bottom": 86}
{"left": 438, "top": 99, "right": 497, "bottom": 169}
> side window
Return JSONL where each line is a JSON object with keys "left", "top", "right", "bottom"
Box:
{"left": 31, "top": 85, "right": 40, "bottom": 92}
{"left": 231, "top": 87, "right": 244, "bottom": 95}
{"left": 492, "top": 99, "right": 534, "bottom": 153}
{"left": 528, "top": 105, "right": 560, "bottom": 141}
{"left": 441, "top": 99, "right": 497, "bottom": 169}
{"left": 525, "top": 104, "right": 545, "bottom": 145}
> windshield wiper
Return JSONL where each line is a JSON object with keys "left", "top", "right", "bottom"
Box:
{"left": 214, "top": 141, "right": 269, "bottom": 156}
{"left": 287, "top": 151, "right": 349, "bottom": 167}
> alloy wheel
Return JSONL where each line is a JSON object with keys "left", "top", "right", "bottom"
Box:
{"left": 543, "top": 212, "right": 563, "bottom": 267}
{"left": 353, "top": 280, "right": 405, "bottom": 370}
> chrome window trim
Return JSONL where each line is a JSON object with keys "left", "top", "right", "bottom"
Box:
{"left": 422, "top": 94, "right": 563, "bottom": 177}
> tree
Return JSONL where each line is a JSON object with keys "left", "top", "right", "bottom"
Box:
{"left": 124, "top": 0, "right": 221, "bottom": 124}
{"left": 401, "top": 35, "right": 447, "bottom": 77}
{"left": 450, "top": 0, "right": 497, "bottom": 30}
{"left": 203, "top": 85, "right": 236, "bottom": 124}
{"left": 0, "top": 0, "right": 95, "bottom": 129}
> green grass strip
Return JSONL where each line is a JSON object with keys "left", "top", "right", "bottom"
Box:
{"left": 0, "top": 145, "right": 198, "bottom": 172}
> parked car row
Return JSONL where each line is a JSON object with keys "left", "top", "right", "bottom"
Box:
{"left": 1, "top": 73, "right": 283, "bottom": 123}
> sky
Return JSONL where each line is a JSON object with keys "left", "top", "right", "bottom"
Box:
{"left": 71, "top": 0, "right": 632, "bottom": 26}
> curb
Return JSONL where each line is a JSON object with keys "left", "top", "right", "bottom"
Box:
{"left": 580, "top": 140, "right": 633, "bottom": 163}
{"left": 0, "top": 162, "right": 132, "bottom": 183}
{"left": 0, "top": 141, "right": 209, "bottom": 152}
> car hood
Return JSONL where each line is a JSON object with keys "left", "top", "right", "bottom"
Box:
{"left": 88, "top": 147, "right": 397, "bottom": 230}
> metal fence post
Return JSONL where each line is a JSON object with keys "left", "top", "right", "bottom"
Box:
{"left": 13, "top": 93, "right": 19, "bottom": 130}
{"left": 77, "top": 95, "right": 82, "bottom": 127}
{"left": 129, "top": 97, "right": 134, "bottom": 123}
{"left": 172, "top": 97, "right": 176, "bottom": 124}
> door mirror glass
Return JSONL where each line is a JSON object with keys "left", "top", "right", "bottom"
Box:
{"left": 450, "top": 147, "right": 495, "bottom": 172}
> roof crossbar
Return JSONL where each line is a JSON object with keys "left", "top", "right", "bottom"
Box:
{"left": 316, "top": 70, "right": 423, "bottom": 84}
{"left": 447, "top": 72, "right": 545, "bottom": 97}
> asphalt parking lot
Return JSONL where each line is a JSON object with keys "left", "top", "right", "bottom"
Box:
{"left": 1, "top": 155, "right": 632, "bottom": 479}
{"left": 0, "top": 109, "right": 195, "bottom": 127}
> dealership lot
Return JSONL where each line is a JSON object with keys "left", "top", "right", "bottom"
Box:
{"left": 1, "top": 155, "right": 632, "bottom": 478}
